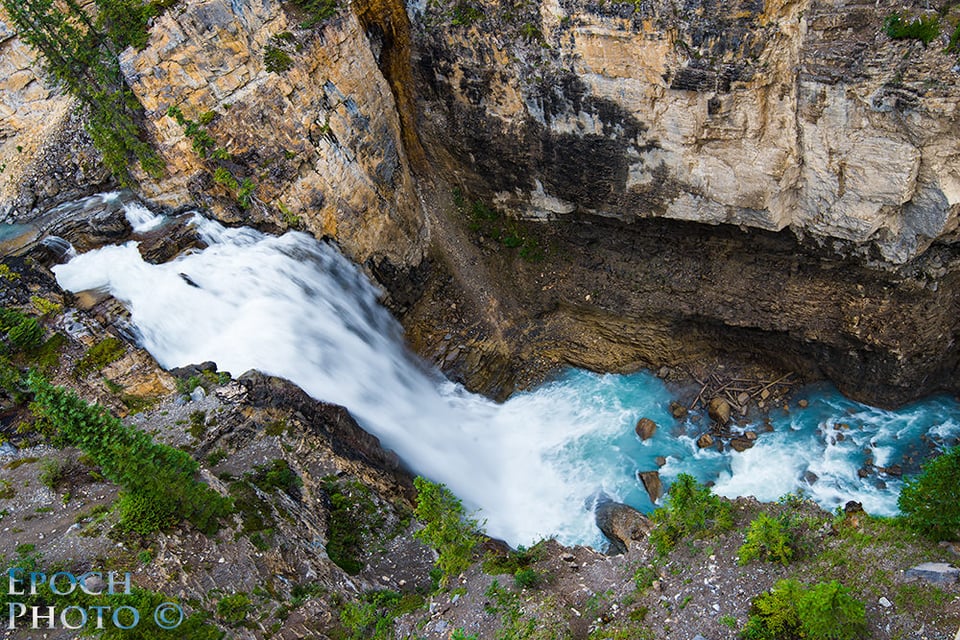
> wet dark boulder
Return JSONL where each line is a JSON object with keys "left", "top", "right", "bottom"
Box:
{"left": 595, "top": 498, "right": 654, "bottom": 555}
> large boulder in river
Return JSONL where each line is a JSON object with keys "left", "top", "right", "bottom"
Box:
{"left": 595, "top": 499, "right": 654, "bottom": 554}
{"left": 638, "top": 470, "right": 662, "bottom": 503}
{"left": 635, "top": 417, "right": 657, "bottom": 440}
{"left": 708, "top": 397, "right": 731, "bottom": 425}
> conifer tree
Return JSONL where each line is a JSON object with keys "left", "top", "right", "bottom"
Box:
{"left": 1, "top": 0, "right": 162, "bottom": 183}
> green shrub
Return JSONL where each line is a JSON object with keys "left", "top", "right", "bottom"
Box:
{"left": 513, "top": 567, "right": 541, "bottom": 589}
{"left": 743, "top": 579, "right": 865, "bottom": 640}
{"left": 27, "top": 373, "right": 233, "bottom": 535}
{"left": 264, "top": 44, "right": 294, "bottom": 73}
{"left": 0, "top": 308, "right": 44, "bottom": 353}
{"left": 898, "top": 446, "right": 960, "bottom": 541}
{"left": 884, "top": 13, "right": 941, "bottom": 45}
{"left": 413, "top": 476, "right": 481, "bottom": 587}
{"left": 251, "top": 459, "right": 301, "bottom": 497}
{"left": 798, "top": 581, "right": 866, "bottom": 640}
{"left": 38, "top": 458, "right": 69, "bottom": 490}
{"left": 450, "top": 2, "right": 483, "bottom": 26}
{"left": 290, "top": 0, "right": 339, "bottom": 28}
{"left": 738, "top": 512, "right": 796, "bottom": 565}
{"left": 217, "top": 592, "right": 252, "bottom": 624}
{"left": 322, "top": 476, "right": 383, "bottom": 574}
{"left": 649, "top": 473, "right": 733, "bottom": 554}
{"left": 339, "top": 590, "right": 412, "bottom": 640}
{"left": 117, "top": 490, "right": 178, "bottom": 535}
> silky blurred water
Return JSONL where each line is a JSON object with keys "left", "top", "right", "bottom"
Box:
{"left": 51, "top": 200, "right": 960, "bottom": 547}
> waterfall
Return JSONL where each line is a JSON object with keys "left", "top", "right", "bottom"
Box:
{"left": 51, "top": 204, "right": 960, "bottom": 547}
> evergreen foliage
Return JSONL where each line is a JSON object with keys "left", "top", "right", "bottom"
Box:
{"left": 0, "top": 0, "right": 163, "bottom": 184}
{"left": 898, "top": 446, "right": 960, "bottom": 541}
{"left": 743, "top": 579, "right": 865, "bottom": 640}
{"left": 26, "top": 372, "right": 232, "bottom": 535}
{"left": 413, "top": 476, "right": 481, "bottom": 587}
{"left": 884, "top": 13, "right": 941, "bottom": 45}
{"left": 649, "top": 473, "right": 733, "bottom": 554}
{"left": 738, "top": 512, "right": 797, "bottom": 565}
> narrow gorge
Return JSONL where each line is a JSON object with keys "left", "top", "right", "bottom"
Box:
{"left": 1, "top": 0, "right": 959, "bottom": 638}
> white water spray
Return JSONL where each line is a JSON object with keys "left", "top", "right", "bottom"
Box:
{"left": 52, "top": 208, "right": 960, "bottom": 546}
{"left": 54, "top": 214, "right": 639, "bottom": 545}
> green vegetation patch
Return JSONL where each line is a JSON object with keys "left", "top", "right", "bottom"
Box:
{"left": 884, "top": 13, "right": 941, "bottom": 45}
{"left": 74, "top": 337, "right": 125, "bottom": 377}
{"left": 738, "top": 511, "right": 798, "bottom": 565}
{"left": 649, "top": 473, "right": 733, "bottom": 555}
{"left": 339, "top": 589, "right": 425, "bottom": 640}
{"left": 898, "top": 445, "right": 960, "bottom": 541}
{"left": 413, "top": 476, "right": 481, "bottom": 587}
{"left": 28, "top": 373, "right": 233, "bottom": 536}
{"left": 289, "top": 0, "right": 339, "bottom": 28}
{"left": 323, "top": 475, "right": 385, "bottom": 575}
{"left": 743, "top": 579, "right": 865, "bottom": 640}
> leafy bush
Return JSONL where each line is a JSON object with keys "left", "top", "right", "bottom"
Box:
{"left": 884, "top": 13, "right": 941, "bottom": 45}
{"left": 898, "top": 446, "right": 960, "bottom": 541}
{"left": 743, "top": 579, "right": 865, "bottom": 640}
{"left": 413, "top": 476, "right": 481, "bottom": 587}
{"left": 738, "top": 512, "right": 796, "bottom": 565}
{"left": 649, "top": 473, "right": 733, "bottom": 554}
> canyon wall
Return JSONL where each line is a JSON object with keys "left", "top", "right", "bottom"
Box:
{"left": 410, "top": 0, "right": 960, "bottom": 264}
{"left": 1, "top": 0, "right": 959, "bottom": 404}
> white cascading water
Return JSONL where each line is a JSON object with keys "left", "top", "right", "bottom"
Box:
{"left": 51, "top": 201, "right": 960, "bottom": 547}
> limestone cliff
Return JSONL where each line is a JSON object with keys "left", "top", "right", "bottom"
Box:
{"left": 410, "top": 0, "right": 960, "bottom": 264}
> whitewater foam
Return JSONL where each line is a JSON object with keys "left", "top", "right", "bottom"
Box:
{"left": 52, "top": 208, "right": 960, "bottom": 546}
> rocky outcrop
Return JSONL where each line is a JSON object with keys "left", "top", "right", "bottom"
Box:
{"left": 117, "top": 0, "right": 427, "bottom": 266}
{"left": 595, "top": 498, "right": 654, "bottom": 554}
{"left": 2, "top": 0, "right": 960, "bottom": 406}
{"left": 0, "top": 17, "right": 112, "bottom": 221}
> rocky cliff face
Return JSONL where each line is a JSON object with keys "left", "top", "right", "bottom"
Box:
{"left": 410, "top": 0, "right": 960, "bottom": 264}
{"left": 118, "top": 0, "right": 427, "bottom": 266}
{"left": 1, "top": 0, "right": 959, "bottom": 405}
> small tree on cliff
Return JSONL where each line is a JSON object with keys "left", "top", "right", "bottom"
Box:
{"left": 413, "top": 476, "right": 482, "bottom": 587}
{"left": 1, "top": 0, "right": 162, "bottom": 183}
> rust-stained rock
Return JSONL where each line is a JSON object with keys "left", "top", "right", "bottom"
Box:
{"left": 708, "top": 397, "right": 731, "bottom": 426}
